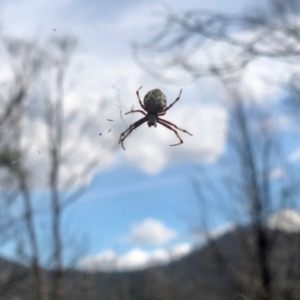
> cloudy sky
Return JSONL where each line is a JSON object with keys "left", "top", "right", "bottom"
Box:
{"left": 1, "top": 0, "right": 300, "bottom": 272}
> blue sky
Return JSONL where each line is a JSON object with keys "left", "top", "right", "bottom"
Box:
{"left": 1, "top": 0, "right": 300, "bottom": 272}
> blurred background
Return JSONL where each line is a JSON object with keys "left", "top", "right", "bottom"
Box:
{"left": 0, "top": 0, "right": 300, "bottom": 299}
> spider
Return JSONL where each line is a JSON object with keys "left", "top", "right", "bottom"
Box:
{"left": 119, "top": 87, "right": 193, "bottom": 150}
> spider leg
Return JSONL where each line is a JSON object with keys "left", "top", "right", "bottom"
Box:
{"left": 119, "top": 119, "right": 146, "bottom": 150}
{"left": 157, "top": 120, "right": 183, "bottom": 147}
{"left": 136, "top": 87, "right": 146, "bottom": 110}
{"left": 161, "top": 89, "right": 182, "bottom": 113}
{"left": 119, "top": 117, "right": 147, "bottom": 150}
{"left": 125, "top": 110, "right": 146, "bottom": 116}
{"left": 158, "top": 117, "right": 193, "bottom": 136}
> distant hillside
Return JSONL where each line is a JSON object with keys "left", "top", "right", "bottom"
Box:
{"left": 1, "top": 226, "right": 299, "bottom": 299}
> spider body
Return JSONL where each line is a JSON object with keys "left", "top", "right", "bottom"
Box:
{"left": 143, "top": 89, "right": 167, "bottom": 114}
{"left": 143, "top": 89, "right": 167, "bottom": 127}
{"left": 119, "top": 87, "right": 192, "bottom": 150}
{"left": 147, "top": 113, "right": 158, "bottom": 127}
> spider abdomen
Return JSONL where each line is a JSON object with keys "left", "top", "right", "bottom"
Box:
{"left": 143, "top": 89, "right": 167, "bottom": 113}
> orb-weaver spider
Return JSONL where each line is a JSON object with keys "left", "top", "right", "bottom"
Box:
{"left": 119, "top": 87, "right": 193, "bottom": 150}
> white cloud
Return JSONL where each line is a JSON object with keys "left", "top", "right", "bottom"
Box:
{"left": 240, "top": 59, "right": 288, "bottom": 103}
{"left": 269, "top": 168, "right": 286, "bottom": 180}
{"left": 4, "top": 0, "right": 289, "bottom": 189}
{"left": 123, "top": 102, "right": 228, "bottom": 174}
{"left": 288, "top": 148, "right": 300, "bottom": 163}
{"left": 17, "top": 92, "right": 118, "bottom": 189}
{"left": 117, "top": 248, "right": 169, "bottom": 271}
{"left": 268, "top": 209, "right": 300, "bottom": 233}
{"left": 0, "top": 0, "right": 231, "bottom": 187}
{"left": 122, "top": 218, "right": 177, "bottom": 246}
{"left": 79, "top": 250, "right": 117, "bottom": 272}
{"left": 170, "top": 243, "right": 192, "bottom": 259}
{"left": 208, "top": 223, "right": 236, "bottom": 239}
{"left": 191, "top": 223, "right": 236, "bottom": 244}
{"left": 78, "top": 243, "right": 192, "bottom": 272}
